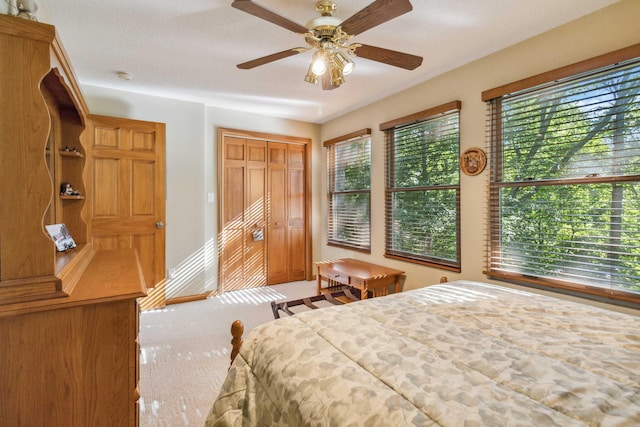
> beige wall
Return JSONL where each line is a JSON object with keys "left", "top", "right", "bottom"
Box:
{"left": 318, "top": 0, "right": 640, "bottom": 313}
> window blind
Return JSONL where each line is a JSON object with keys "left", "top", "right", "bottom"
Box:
{"left": 383, "top": 103, "right": 461, "bottom": 270}
{"left": 485, "top": 53, "right": 640, "bottom": 303}
{"left": 326, "top": 131, "right": 371, "bottom": 251}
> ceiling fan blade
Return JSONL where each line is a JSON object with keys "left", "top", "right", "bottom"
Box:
{"left": 321, "top": 72, "right": 339, "bottom": 91}
{"left": 340, "top": 0, "right": 413, "bottom": 36}
{"left": 232, "top": 0, "right": 308, "bottom": 34}
{"left": 237, "top": 49, "right": 302, "bottom": 69}
{"left": 353, "top": 44, "right": 422, "bottom": 70}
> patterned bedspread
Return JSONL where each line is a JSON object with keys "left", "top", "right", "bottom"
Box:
{"left": 205, "top": 281, "right": 640, "bottom": 426}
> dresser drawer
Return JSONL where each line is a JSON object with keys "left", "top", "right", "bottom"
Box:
{"left": 328, "top": 272, "right": 350, "bottom": 285}
{"left": 318, "top": 266, "right": 350, "bottom": 286}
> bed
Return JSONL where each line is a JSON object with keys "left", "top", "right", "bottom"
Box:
{"left": 205, "top": 280, "right": 640, "bottom": 426}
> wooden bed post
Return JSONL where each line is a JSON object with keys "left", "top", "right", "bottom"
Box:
{"left": 230, "top": 320, "right": 244, "bottom": 367}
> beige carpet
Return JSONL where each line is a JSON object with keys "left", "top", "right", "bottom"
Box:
{"left": 139, "top": 280, "right": 317, "bottom": 426}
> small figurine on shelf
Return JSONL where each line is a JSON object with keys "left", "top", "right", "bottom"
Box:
{"left": 62, "top": 146, "right": 80, "bottom": 154}
{"left": 16, "top": 0, "right": 39, "bottom": 21}
{"left": 60, "top": 182, "right": 80, "bottom": 196}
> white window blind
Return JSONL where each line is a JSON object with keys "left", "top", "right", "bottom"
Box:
{"left": 326, "top": 131, "right": 371, "bottom": 251}
{"left": 382, "top": 102, "right": 461, "bottom": 270}
{"left": 485, "top": 49, "right": 640, "bottom": 304}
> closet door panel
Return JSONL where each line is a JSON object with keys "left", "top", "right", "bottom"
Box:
{"left": 246, "top": 141, "right": 267, "bottom": 287}
{"left": 267, "top": 226, "right": 288, "bottom": 284}
{"left": 220, "top": 137, "right": 247, "bottom": 289}
{"left": 288, "top": 224, "right": 306, "bottom": 280}
{"left": 224, "top": 166, "right": 245, "bottom": 227}
{"left": 219, "top": 136, "right": 268, "bottom": 290}
{"left": 287, "top": 145, "right": 306, "bottom": 281}
{"left": 267, "top": 143, "right": 288, "bottom": 284}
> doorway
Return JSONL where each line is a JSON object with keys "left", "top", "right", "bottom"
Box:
{"left": 218, "top": 128, "right": 312, "bottom": 293}
{"left": 86, "top": 115, "right": 167, "bottom": 309}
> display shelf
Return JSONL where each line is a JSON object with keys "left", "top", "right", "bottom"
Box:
{"left": 59, "top": 150, "right": 84, "bottom": 158}
{"left": 0, "top": 15, "right": 88, "bottom": 305}
{"left": 42, "top": 67, "right": 88, "bottom": 248}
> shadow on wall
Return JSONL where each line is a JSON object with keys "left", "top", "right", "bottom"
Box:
{"left": 142, "top": 238, "right": 217, "bottom": 309}
{"left": 85, "top": 96, "right": 133, "bottom": 118}
{"left": 170, "top": 237, "right": 216, "bottom": 299}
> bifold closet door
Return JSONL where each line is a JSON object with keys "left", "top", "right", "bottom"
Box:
{"left": 219, "top": 131, "right": 307, "bottom": 291}
{"left": 219, "top": 136, "right": 267, "bottom": 291}
{"left": 267, "top": 142, "right": 288, "bottom": 284}
{"left": 267, "top": 142, "right": 306, "bottom": 285}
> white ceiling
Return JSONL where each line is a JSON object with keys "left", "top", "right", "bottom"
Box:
{"left": 37, "top": 0, "right": 619, "bottom": 124}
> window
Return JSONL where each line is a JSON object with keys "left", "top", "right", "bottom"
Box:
{"left": 325, "top": 129, "right": 371, "bottom": 252}
{"left": 484, "top": 45, "right": 640, "bottom": 304}
{"left": 381, "top": 101, "right": 461, "bottom": 270}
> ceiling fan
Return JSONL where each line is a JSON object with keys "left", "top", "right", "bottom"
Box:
{"left": 232, "top": 0, "right": 423, "bottom": 90}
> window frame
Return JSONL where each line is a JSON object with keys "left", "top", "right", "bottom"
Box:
{"left": 483, "top": 43, "right": 640, "bottom": 305}
{"left": 324, "top": 129, "right": 372, "bottom": 252}
{"left": 381, "top": 101, "right": 462, "bottom": 271}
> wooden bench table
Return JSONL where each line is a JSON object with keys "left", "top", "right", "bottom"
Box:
{"left": 316, "top": 258, "right": 405, "bottom": 299}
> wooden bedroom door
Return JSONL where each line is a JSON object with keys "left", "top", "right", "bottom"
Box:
{"left": 86, "top": 115, "right": 166, "bottom": 309}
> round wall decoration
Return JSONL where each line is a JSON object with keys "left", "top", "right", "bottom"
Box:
{"left": 460, "top": 147, "right": 487, "bottom": 176}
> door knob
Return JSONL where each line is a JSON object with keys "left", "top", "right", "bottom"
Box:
{"left": 156, "top": 221, "right": 165, "bottom": 229}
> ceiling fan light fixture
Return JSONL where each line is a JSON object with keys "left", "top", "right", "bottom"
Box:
{"left": 232, "top": 0, "right": 423, "bottom": 91}
{"left": 310, "top": 50, "right": 327, "bottom": 76}
{"left": 330, "top": 62, "right": 345, "bottom": 86}
{"left": 304, "top": 64, "right": 320, "bottom": 85}
{"left": 306, "top": 16, "right": 341, "bottom": 30}
{"left": 333, "top": 51, "right": 354, "bottom": 75}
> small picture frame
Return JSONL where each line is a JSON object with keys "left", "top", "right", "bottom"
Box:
{"left": 460, "top": 147, "right": 487, "bottom": 176}
{"left": 45, "top": 223, "right": 77, "bottom": 252}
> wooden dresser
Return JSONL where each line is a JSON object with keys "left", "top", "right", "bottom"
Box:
{"left": 0, "top": 250, "right": 146, "bottom": 426}
{"left": 0, "top": 15, "right": 146, "bottom": 426}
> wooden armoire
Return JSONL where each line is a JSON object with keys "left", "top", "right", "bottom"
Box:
{"left": 0, "top": 15, "right": 146, "bottom": 426}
